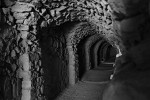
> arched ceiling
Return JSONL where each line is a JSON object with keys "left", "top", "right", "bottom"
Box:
{"left": 66, "top": 22, "right": 100, "bottom": 46}
{"left": 1, "top": 0, "right": 150, "bottom": 66}
{"left": 1, "top": 0, "right": 119, "bottom": 46}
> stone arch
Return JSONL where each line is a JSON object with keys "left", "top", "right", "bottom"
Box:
{"left": 90, "top": 38, "right": 104, "bottom": 69}
{"left": 97, "top": 41, "right": 108, "bottom": 66}
{"left": 97, "top": 40, "right": 118, "bottom": 66}
{"left": 84, "top": 34, "right": 101, "bottom": 70}
{"left": 77, "top": 35, "right": 92, "bottom": 80}
{"left": 101, "top": 43, "right": 111, "bottom": 62}
{"left": 96, "top": 40, "right": 117, "bottom": 67}
{"left": 99, "top": 41, "right": 114, "bottom": 63}
{"left": 66, "top": 21, "right": 102, "bottom": 85}
{"left": 76, "top": 34, "right": 102, "bottom": 80}
{"left": 93, "top": 39, "right": 106, "bottom": 68}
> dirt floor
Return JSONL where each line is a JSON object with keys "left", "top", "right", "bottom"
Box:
{"left": 55, "top": 64, "right": 113, "bottom": 100}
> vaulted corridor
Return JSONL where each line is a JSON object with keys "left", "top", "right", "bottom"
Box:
{"left": 1, "top": 0, "right": 150, "bottom": 100}
{"left": 55, "top": 35, "right": 116, "bottom": 100}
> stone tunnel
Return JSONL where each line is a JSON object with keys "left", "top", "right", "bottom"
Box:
{"left": 0, "top": 0, "right": 150, "bottom": 100}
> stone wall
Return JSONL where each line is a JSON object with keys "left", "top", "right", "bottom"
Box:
{"left": 40, "top": 26, "right": 69, "bottom": 100}
{"left": 0, "top": 24, "right": 20, "bottom": 100}
{"left": 102, "top": 0, "right": 150, "bottom": 100}
{"left": 100, "top": 42, "right": 110, "bottom": 62}
{"left": 0, "top": 0, "right": 135, "bottom": 99}
{"left": 84, "top": 34, "right": 101, "bottom": 70}
{"left": 97, "top": 41, "right": 108, "bottom": 65}
{"left": 2, "top": 0, "right": 150, "bottom": 99}
{"left": 66, "top": 22, "right": 101, "bottom": 84}
{"left": 1, "top": 0, "right": 42, "bottom": 100}
{"left": 93, "top": 39, "right": 106, "bottom": 68}
{"left": 108, "top": 0, "right": 150, "bottom": 75}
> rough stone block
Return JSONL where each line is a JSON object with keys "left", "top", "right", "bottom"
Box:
{"left": 11, "top": 2, "right": 33, "bottom": 12}
{"left": 20, "top": 31, "right": 29, "bottom": 39}
{"left": 11, "top": 64, "right": 17, "bottom": 71}
{"left": 19, "top": 53, "right": 30, "bottom": 71}
{"left": 15, "top": 47, "right": 20, "bottom": 53}
{"left": 4, "top": 0, "right": 15, "bottom": 7}
{"left": 41, "top": 0, "right": 47, "bottom": 4}
{"left": 18, "top": 0, "right": 32, "bottom": 3}
{"left": 17, "top": 24, "right": 29, "bottom": 31}
{"left": 11, "top": 50, "right": 16, "bottom": 58}
{"left": 21, "top": 89, "right": 31, "bottom": 100}
{"left": 27, "top": 40, "right": 32, "bottom": 45}
{"left": 8, "top": 15, "right": 14, "bottom": 23}
{"left": 18, "top": 70, "right": 31, "bottom": 80}
{"left": 102, "top": 0, "right": 108, "bottom": 5}
{"left": 40, "top": 85, "right": 44, "bottom": 94}
{"left": 61, "top": 1, "right": 68, "bottom": 6}
{"left": 2, "top": 8, "right": 10, "bottom": 14}
{"left": 40, "top": 8, "right": 46, "bottom": 15}
{"left": 50, "top": 10, "right": 56, "bottom": 17}
{"left": 22, "top": 80, "right": 31, "bottom": 89}
{"left": 13, "top": 12, "right": 29, "bottom": 20}
{"left": 56, "top": 6, "right": 67, "bottom": 12}
{"left": 44, "top": 14, "right": 50, "bottom": 20}
{"left": 24, "top": 16, "right": 37, "bottom": 25}
{"left": 16, "top": 19, "right": 24, "bottom": 24}
{"left": 40, "top": 21, "right": 48, "bottom": 27}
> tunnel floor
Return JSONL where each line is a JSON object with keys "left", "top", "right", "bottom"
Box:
{"left": 55, "top": 64, "right": 113, "bottom": 100}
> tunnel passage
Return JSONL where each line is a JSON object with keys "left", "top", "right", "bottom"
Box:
{"left": 39, "top": 21, "right": 102, "bottom": 99}
{"left": 77, "top": 34, "right": 101, "bottom": 80}
{"left": 1, "top": 0, "right": 150, "bottom": 100}
{"left": 66, "top": 22, "right": 100, "bottom": 85}
{"left": 0, "top": 20, "right": 117, "bottom": 100}
{"left": 76, "top": 33, "right": 117, "bottom": 81}
{"left": 76, "top": 36, "right": 117, "bottom": 83}
{"left": 105, "top": 45, "right": 117, "bottom": 63}
{"left": 97, "top": 40, "right": 117, "bottom": 67}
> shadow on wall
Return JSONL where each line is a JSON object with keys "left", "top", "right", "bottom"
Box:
{"left": 38, "top": 21, "right": 102, "bottom": 99}
{"left": 77, "top": 35, "right": 93, "bottom": 80}
{"left": 0, "top": 23, "right": 23, "bottom": 100}
{"left": 38, "top": 21, "right": 84, "bottom": 99}
{"left": 90, "top": 38, "right": 103, "bottom": 69}
{"left": 39, "top": 26, "right": 69, "bottom": 100}
{"left": 0, "top": 62, "right": 14, "bottom": 100}
{"left": 105, "top": 46, "right": 117, "bottom": 62}
{"left": 77, "top": 34, "right": 102, "bottom": 80}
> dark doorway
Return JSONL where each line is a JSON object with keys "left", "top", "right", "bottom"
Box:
{"left": 105, "top": 45, "right": 117, "bottom": 63}
{"left": 97, "top": 41, "right": 117, "bottom": 69}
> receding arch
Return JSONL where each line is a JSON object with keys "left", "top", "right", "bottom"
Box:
{"left": 97, "top": 41, "right": 108, "bottom": 66}
{"left": 84, "top": 34, "right": 101, "bottom": 70}
{"left": 62, "top": 21, "right": 116, "bottom": 85}
{"left": 66, "top": 22, "right": 101, "bottom": 85}
{"left": 101, "top": 43, "right": 111, "bottom": 63}
{"left": 90, "top": 38, "right": 103, "bottom": 69}
{"left": 77, "top": 35, "right": 93, "bottom": 80}
{"left": 96, "top": 40, "right": 117, "bottom": 68}
{"left": 92, "top": 39, "right": 106, "bottom": 68}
